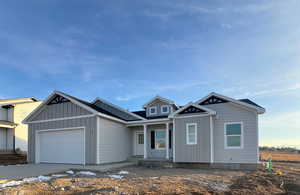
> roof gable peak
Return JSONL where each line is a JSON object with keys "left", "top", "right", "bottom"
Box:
{"left": 143, "top": 95, "right": 177, "bottom": 108}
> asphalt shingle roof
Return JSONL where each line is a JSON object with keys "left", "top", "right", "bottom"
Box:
{"left": 238, "top": 99, "right": 264, "bottom": 109}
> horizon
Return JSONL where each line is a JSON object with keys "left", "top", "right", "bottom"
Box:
{"left": 0, "top": 0, "right": 299, "bottom": 148}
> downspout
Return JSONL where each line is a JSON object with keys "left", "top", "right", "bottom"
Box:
{"left": 209, "top": 115, "right": 214, "bottom": 163}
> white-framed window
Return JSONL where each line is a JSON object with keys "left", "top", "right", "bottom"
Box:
{"left": 155, "top": 130, "right": 166, "bottom": 149}
{"left": 186, "top": 123, "right": 197, "bottom": 145}
{"left": 149, "top": 106, "right": 157, "bottom": 115}
{"left": 161, "top": 105, "right": 170, "bottom": 114}
{"left": 224, "top": 122, "right": 243, "bottom": 149}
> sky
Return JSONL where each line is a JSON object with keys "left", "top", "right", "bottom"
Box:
{"left": 0, "top": 0, "right": 299, "bottom": 148}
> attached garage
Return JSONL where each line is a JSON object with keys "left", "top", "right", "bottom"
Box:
{"left": 24, "top": 91, "right": 141, "bottom": 165}
{"left": 36, "top": 127, "right": 85, "bottom": 164}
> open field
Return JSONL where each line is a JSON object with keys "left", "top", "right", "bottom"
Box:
{"left": 0, "top": 162, "right": 299, "bottom": 195}
{"left": 260, "top": 152, "right": 300, "bottom": 162}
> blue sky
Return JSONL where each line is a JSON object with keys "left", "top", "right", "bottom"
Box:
{"left": 0, "top": 0, "right": 299, "bottom": 148}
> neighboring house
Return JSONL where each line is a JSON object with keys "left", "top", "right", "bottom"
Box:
{"left": 23, "top": 91, "right": 265, "bottom": 167}
{"left": 0, "top": 97, "right": 42, "bottom": 153}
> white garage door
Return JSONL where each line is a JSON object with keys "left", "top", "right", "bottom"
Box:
{"left": 37, "top": 128, "right": 85, "bottom": 164}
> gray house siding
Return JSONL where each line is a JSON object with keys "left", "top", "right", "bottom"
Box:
{"left": 0, "top": 128, "right": 14, "bottom": 150}
{"left": 98, "top": 117, "right": 132, "bottom": 164}
{"left": 28, "top": 102, "right": 92, "bottom": 122}
{"left": 28, "top": 116, "right": 97, "bottom": 164}
{"left": 204, "top": 103, "right": 258, "bottom": 164}
{"left": 174, "top": 116, "right": 211, "bottom": 163}
{"left": 146, "top": 100, "right": 172, "bottom": 117}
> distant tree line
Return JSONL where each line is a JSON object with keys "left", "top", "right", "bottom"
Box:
{"left": 260, "top": 146, "right": 300, "bottom": 154}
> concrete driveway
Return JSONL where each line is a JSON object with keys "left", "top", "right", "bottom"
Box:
{"left": 0, "top": 162, "right": 135, "bottom": 179}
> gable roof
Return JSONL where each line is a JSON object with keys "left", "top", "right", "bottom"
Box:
{"left": 143, "top": 95, "right": 178, "bottom": 108}
{"left": 23, "top": 91, "right": 139, "bottom": 124}
{"left": 195, "top": 92, "right": 265, "bottom": 114}
{"left": 169, "top": 102, "right": 216, "bottom": 118}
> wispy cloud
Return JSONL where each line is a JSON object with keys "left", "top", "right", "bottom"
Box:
{"left": 144, "top": 1, "right": 277, "bottom": 20}
{"left": 115, "top": 80, "right": 209, "bottom": 102}
{"left": 0, "top": 27, "right": 121, "bottom": 81}
{"left": 233, "top": 82, "right": 300, "bottom": 99}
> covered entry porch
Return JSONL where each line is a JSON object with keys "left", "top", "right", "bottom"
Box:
{"left": 128, "top": 119, "right": 173, "bottom": 160}
{"left": 0, "top": 121, "right": 17, "bottom": 153}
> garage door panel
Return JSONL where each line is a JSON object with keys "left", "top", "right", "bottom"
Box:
{"left": 38, "top": 129, "right": 84, "bottom": 164}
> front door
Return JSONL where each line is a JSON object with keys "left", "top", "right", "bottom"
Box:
{"left": 135, "top": 132, "right": 144, "bottom": 156}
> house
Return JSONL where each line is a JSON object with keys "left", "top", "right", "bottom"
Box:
{"left": 0, "top": 97, "right": 42, "bottom": 153}
{"left": 23, "top": 91, "right": 265, "bottom": 168}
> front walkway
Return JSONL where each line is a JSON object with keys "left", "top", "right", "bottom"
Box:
{"left": 0, "top": 162, "right": 136, "bottom": 179}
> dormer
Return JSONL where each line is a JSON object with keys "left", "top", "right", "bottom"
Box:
{"left": 143, "top": 96, "right": 178, "bottom": 117}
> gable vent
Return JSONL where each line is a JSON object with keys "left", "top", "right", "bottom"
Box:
{"left": 199, "top": 95, "right": 228, "bottom": 105}
{"left": 47, "top": 95, "right": 70, "bottom": 105}
{"left": 179, "top": 106, "right": 206, "bottom": 114}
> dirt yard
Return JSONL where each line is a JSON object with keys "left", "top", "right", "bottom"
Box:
{"left": 261, "top": 152, "right": 300, "bottom": 162}
{"left": 0, "top": 162, "right": 299, "bottom": 195}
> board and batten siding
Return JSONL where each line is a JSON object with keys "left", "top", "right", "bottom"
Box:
{"left": 98, "top": 117, "right": 132, "bottom": 164}
{"left": 204, "top": 103, "right": 258, "bottom": 163}
{"left": 28, "top": 116, "right": 97, "bottom": 164}
{"left": 28, "top": 101, "right": 92, "bottom": 122}
{"left": 174, "top": 116, "right": 211, "bottom": 163}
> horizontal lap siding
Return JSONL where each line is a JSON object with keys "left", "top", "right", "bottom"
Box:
{"left": 204, "top": 103, "right": 258, "bottom": 163}
{"left": 28, "top": 117, "right": 97, "bottom": 164}
{"left": 98, "top": 117, "right": 131, "bottom": 164}
{"left": 174, "top": 116, "right": 211, "bottom": 162}
{"left": 29, "top": 102, "right": 92, "bottom": 121}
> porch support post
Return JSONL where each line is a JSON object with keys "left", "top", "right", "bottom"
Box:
{"left": 166, "top": 123, "right": 169, "bottom": 159}
{"left": 143, "top": 124, "right": 147, "bottom": 159}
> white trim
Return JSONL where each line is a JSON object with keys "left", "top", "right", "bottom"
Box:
{"left": 97, "top": 116, "right": 100, "bottom": 164}
{"left": 173, "top": 118, "right": 176, "bottom": 162}
{"left": 161, "top": 105, "right": 170, "bottom": 114}
{"left": 148, "top": 106, "right": 157, "bottom": 115}
{"left": 35, "top": 126, "right": 86, "bottom": 165}
{"left": 209, "top": 115, "right": 214, "bottom": 163}
{"left": 169, "top": 102, "right": 216, "bottom": 118}
{"left": 224, "top": 122, "right": 244, "bottom": 149}
{"left": 186, "top": 123, "right": 197, "bottom": 145}
{"left": 195, "top": 92, "right": 265, "bottom": 114}
{"left": 143, "top": 95, "right": 177, "bottom": 108}
{"left": 256, "top": 114, "right": 259, "bottom": 163}
{"left": 92, "top": 97, "right": 146, "bottom": 120}
{"left": 126, "top": 118, "right": 171, "bottom": 126}
{"left": 155, "top": 129, "right": 166, "bottom": 150}
{"left": 173, "top": 113, "right": 214, "bottom": 119}
{"left": 25, "top": 114, "right": 96, "bottom": 124}
{"left": 166, "top": 123, "right": 169, "bottom": 159}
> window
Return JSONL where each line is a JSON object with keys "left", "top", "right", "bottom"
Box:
{"left": 138, "top": 134, "right": 144, "bottom": 144}
{"left": 149, "top": 106, "right": 157, "bottom": 115}
{"left": 161, "top": 105, "right": 169, "bottom": 114}
{"left": 155, "top": 130, "right": 166, "bottom": 149}
{"left": 225, "top": 122, "right": 243, "bottom": 149}
{"left": 186, "top": 123, "right": 197, "bottom": 145}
